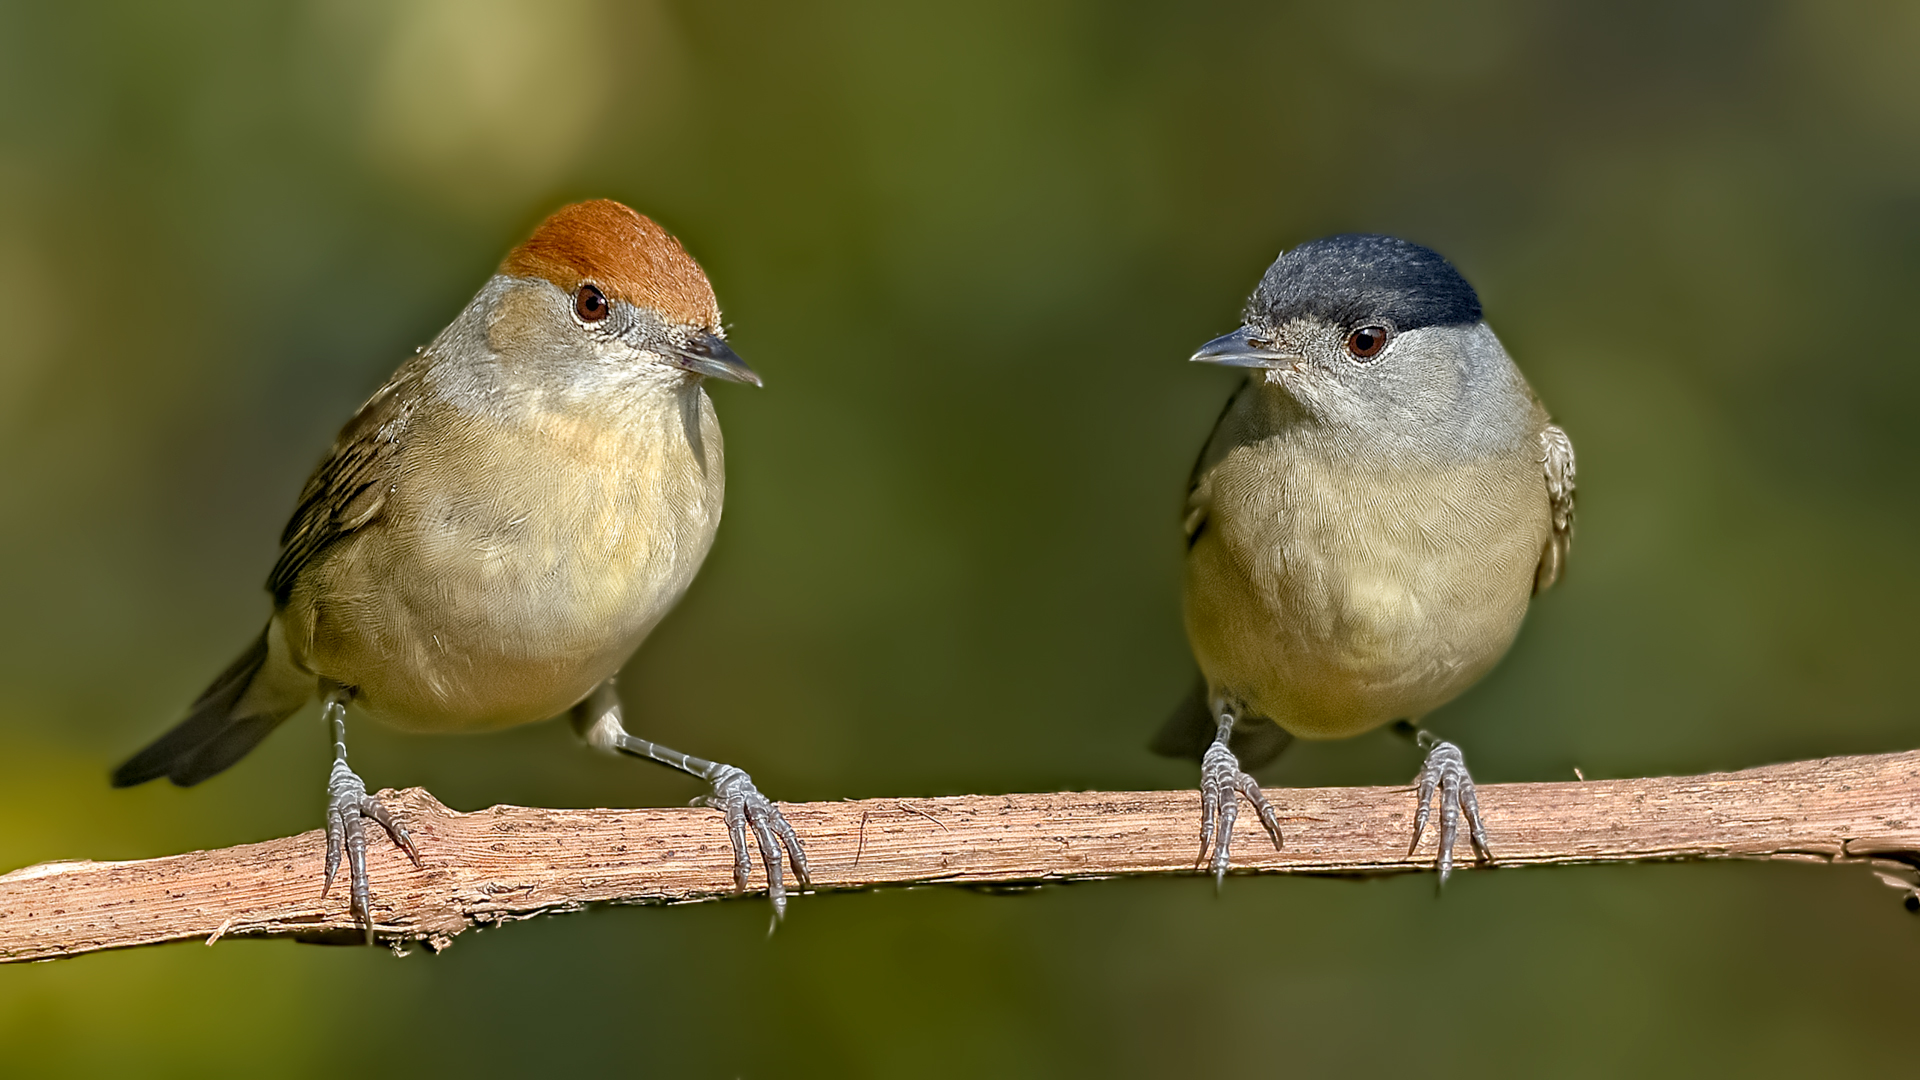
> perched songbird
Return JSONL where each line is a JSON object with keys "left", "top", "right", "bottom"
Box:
{"left": 114, "top": 199, "right": 807, "bottom": 936}
{"left": 1156, "top": 234, "right": 1575, "bottom": 883}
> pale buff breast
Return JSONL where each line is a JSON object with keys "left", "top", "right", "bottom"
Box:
{"left": 286, "top": 387, "right": 725, "bottom": 733}
{"left": 1184, "top": 439, "right": 1548, "bottom": 739}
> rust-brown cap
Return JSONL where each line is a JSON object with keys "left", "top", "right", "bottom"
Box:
{"left": 500, "top": 199, "right": 720, "bottom": 330}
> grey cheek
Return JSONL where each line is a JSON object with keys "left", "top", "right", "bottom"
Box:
{"left": 606, "top": 305, "right": 640, "bottom": 339}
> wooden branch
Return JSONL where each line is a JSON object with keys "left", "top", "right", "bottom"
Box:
{"left": 4, "top": 750, "right": 1918, "bottom": 962}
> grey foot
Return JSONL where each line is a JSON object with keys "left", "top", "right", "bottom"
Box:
{"left": 571, "top": 682, "right": 811, "bottom": 919}
{"left": 1198, "top": 733, "right": 1282, "bottom": 885}
{"left": 322, "top": 757, "right": 420, "bottom": 943}
{"left": 1409, "top": 737, "right": 1490, "bottom": 884}
{"left": 701, "top": 764, "right": 810, "bottom": 919}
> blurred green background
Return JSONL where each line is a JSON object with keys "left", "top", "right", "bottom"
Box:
{"left": 4, "top": 0, "right": 1919, "bottom": 1075}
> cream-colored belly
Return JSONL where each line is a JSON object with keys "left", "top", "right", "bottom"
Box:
{"left": 287, "top": 403, "right": 722, "bottom": 733}
{"left": 1184, "top": 446, "right": 1546, "bottom": 739}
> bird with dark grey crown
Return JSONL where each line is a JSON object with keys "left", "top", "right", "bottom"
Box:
{"left": 1155, "top": 234, "right": 1575, "bottom": 883}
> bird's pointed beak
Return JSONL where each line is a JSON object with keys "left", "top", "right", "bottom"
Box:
{"left": 675, "top": 332, "right": 762, "bottom": 387}
{"left": 1188, "top": 327, "right": 1299, "bottom": 368}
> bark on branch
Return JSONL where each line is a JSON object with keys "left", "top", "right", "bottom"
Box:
{"left": 5, "top": 750, "right": 1918, "bottom": 962}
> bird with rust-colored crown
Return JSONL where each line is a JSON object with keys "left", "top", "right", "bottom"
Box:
{"left": 114, "top": 200, "right": 807, "bottom": 936}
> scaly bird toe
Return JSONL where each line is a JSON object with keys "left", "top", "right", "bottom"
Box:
{"left": 1409, "top": 738, "right": 1490, "bottom": 884}
{"left": 322, "top": 758, "right": 420, "bottom": 943}
{"left": 700, "top": 764, "right": 809, "bottom": 919}
{"left": 1197, "top": 734, "right": 1282, "bottom": 886}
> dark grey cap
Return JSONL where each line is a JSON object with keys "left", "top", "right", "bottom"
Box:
{"left": 1246, "top": 234, "right": 1481, "bottom": 332}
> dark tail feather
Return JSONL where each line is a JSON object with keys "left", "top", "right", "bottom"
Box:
{"left": 1150, "top": 678, "right": 1219, "bottom": 761}
{"left": 1149, "top": 675, "right": 1294, "bottom": 769}
{"left": 113, "top": 631, "right": 300, "bottom": 787}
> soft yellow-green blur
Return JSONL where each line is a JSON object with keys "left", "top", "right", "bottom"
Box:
{"left": 3, "top": 1, "right": 1917, "bottom": 1075}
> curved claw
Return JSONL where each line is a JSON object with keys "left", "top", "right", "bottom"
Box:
{"left": 700, "top": 764, "right": 810, "bottom": 919}
{"left": 322, "top": 758, "right": 418, "bottom": 944}
{"left": 1197, "top": 734, "right": 1282, "bottom": 887}
{"left": 1408, "top": 738, "right": 1491, "bottom": 884}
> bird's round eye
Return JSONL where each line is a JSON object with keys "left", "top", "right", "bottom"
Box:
{"left": 575, "top": 283, "right": 609, "bottom": 323}
{"left": 1345, "top": 325, "right": 1389, "bottom": 360}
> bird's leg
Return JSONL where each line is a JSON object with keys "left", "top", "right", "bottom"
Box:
{"left": 318, "top": 682, "right": 420, "bottom": 944}
{"left": 1406, "top": 727, "right": 1491, "bottom": 884}
{"left": 570, "top": 679, "right": 809, "bottom": 918}
{"left": 1197, "top": 704, "right": 1283, "bottom": 886}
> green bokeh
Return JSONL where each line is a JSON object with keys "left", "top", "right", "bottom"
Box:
{"left": 3, "top": 0, "right": 1917, "bottom": 1075}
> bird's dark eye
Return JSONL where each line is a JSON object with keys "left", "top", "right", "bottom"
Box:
{"left": 575, "top": 283, "right": 609, "bottom": 323}
{"left": 1345, "top": 325, "right": 1389, "bottom": 360}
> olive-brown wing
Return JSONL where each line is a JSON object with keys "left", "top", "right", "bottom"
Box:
{"left": 1534, "top": 422, "right": 1576, "bottom": 593}
{"left": 267, "top": 364, "right": 423, "bottom": 604}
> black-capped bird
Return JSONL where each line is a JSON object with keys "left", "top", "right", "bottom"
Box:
{"left": 1157, "top": 235, "right": 1574, "bottom": 883}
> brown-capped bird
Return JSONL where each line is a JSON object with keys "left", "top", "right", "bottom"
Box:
{"left": 114, "top": 199, "right": 807, "bottom": 936}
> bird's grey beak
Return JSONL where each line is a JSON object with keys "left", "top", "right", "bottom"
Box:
{"left": 1188, "top": 328, "right": 1298, "bottom": 368}
{"left": 675, "top": 332, "right": 762, "bottom": 387}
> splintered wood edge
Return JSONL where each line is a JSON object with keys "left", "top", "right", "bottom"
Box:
{"left": 3, "top": 750, "right": 1917, "bottom": 962}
